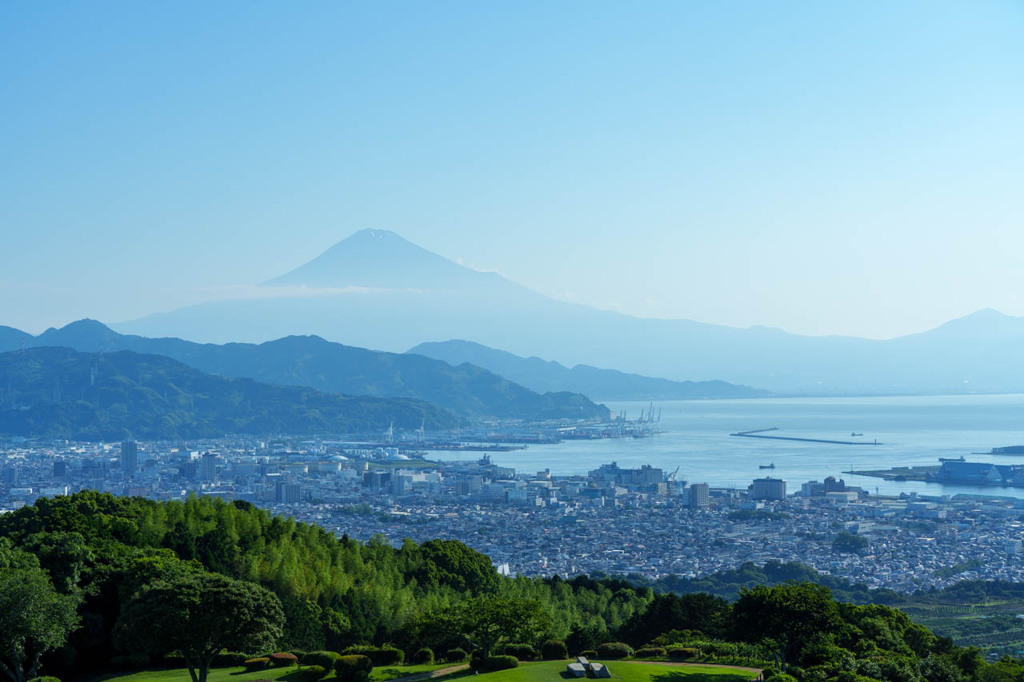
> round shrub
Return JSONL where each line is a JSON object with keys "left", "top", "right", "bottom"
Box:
{"left": 580, "top": 650, "right": 598, "bottom": 660}
{"left": 443, "top": 648, "right": 467, "bottom": 663}
{"left": 303, "top": 651, "right": 343, "bottom": 669}
{"left": 596, "top": 642, "right": 633, "bottom": 660}
{"left": 541, "top": 639, "right": 568, "bottom": 660}
{"left": 335, "top": 654, "right": 374, "bottom": 682}
{"left": 27, "top": 677, "right": 62, "bottom": 682}
{"left": 634, "top": 647, "right": 666, "bottom": 659}
{"left": 270, "top": 652, "right": 299, "bottom": 668}
{"left": 667, "top": 647, "right": 697, "bottom": 660}
{"left": 412, "top": 647, "right": 434, "bottom": 665}
{"left": 472, "top": 655, "right": 518, "bottom": 671}
{"left": 763, "top": 675, "right": 798, "bottom": 682}
{"left": 299, "top": 665, "right": 328, "bottom": 682}
{"left": 243, "top": 658, "right": 271, "bottom": 672}
{"left": 289, "top": 650, "right": 307, "bottom": 660}
{"left": 500, "top": 644, "right": 537, "bottom": 661}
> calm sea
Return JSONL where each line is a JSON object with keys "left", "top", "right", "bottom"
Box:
{"left": 434, "top": 394, "right": 1024, "bottom": 498}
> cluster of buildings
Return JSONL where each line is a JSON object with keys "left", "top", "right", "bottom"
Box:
{"left": 3, "top": 436, "right": 1024, "bottom": 593}
{"left": 933, "top": 460, "right": 1024, "bottom": 486}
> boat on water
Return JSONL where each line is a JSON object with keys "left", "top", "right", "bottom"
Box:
{"left": 851, "top": 432, "right": 863, "bottom": 437}
{"left": 759, "top": 462, "right": 776, "bottom": 469}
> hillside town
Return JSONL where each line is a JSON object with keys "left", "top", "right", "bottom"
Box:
{"left": 3, "top": 436, "right": 1024, "bottom": 593}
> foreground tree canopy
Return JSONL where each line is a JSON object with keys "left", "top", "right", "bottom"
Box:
{"left": 116, "top": 572, "right": 283, "bottom": 682}
{"left": 0, "top": 539, "right": 79, "bottom": 682}
{"left": 0, "top": 491, "right": 1021, "bottom": 682}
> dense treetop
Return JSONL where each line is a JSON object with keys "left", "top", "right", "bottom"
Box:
{"left": 2, "top": 491, "right": 1021, "bottom": 682}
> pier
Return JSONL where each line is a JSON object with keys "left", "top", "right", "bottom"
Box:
{"left": 730, "top": 428, "right": 882, "bottom": 446}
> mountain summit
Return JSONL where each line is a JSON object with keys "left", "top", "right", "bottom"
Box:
{"left": 116, "top": 230, "right": 1024, "bottom": 395}
{"left": 264, "top": 229, "right": 507, "bottom": 291}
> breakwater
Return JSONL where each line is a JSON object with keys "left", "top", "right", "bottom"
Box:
{"left": 730, "top": 428, "right": 882, "bottom": 446}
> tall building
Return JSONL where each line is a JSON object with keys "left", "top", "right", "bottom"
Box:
{"left": 1, "top": 465, "right": 19, "bottom": 485}
{"left": 750, "top": 477, "right": 787, "bottom": 501}
{"left": 52, "top": 459, "right": 68, "bottom": 478}
{"left": 687, "top": 482, "right": 710, "bottom": 509}
{"left": 200, "top": 452, "right": 219, "bottom": 482}
{"left": 275, "top": 480, "right": 301, "bottom": 503}
{"left": 824, "top": 476, "right": 846, "bottom": 493}
{"left": 121, "top": 440, "right": 138, "bottom": 479}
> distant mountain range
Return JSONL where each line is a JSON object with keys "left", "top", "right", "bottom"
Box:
{"left": 112, "top": 229, "right": 1024, "bottom": 395}
{"left": 0, "top": 320, "right": 609, "bottom": 421}
{"left": 408, "top": 340, "right": 770, "bottom": 400}
{"left": 0, "top": 347, "right": 457, "bottom": 441}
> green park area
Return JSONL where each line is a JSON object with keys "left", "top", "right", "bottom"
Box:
{"left": 89, "top": 661, "right": 758, "bottom": 682}
{"left": 88, "top": 662, "right": 455, "bottom": 682}
{"left": 464, "top": 660, "right": 758, "bottom": 682}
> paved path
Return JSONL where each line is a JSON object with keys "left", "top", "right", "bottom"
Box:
{"left": 625, "top": 660, "right": 764, "bottom": 675}
{"left": 385, "top": 664, "right": 469, "bottom": 682}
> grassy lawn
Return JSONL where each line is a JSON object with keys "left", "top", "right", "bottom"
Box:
{"left": 90, "top": 662, "right": 458, "bottom": 682}
{"left": 464, "top": 661, "right": 758, "bottom": 682}
{"left": 372, "top": 663, "right": 462, "bottom": 680}
{"left": 89, "top": 660, "right": 758, "bottom": 682}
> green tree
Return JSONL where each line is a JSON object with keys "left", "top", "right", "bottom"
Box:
{"left": 115, "top": 572, "right": 284, "bottom": 682}
{"left": 423, "top": 597, "right": 552, "bottom": 655}
{"left": 0, "top": 541, "right": 80, "bottom": 682}
{"left": 414, "top": 539, "right": 500, "bottom": 594}
{"left": 832, "top": 532, "right": 869, "bottom": 555}
{"left": 617, "top": 592, "right": 730, "bottom": 644}
{"left": 732, "top": 582, "right": 842, "bottom": 669}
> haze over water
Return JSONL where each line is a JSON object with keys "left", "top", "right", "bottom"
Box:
{"left": 436, "top": 394, "right": 1024, "bottom": 498}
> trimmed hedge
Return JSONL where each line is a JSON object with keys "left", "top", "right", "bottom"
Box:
{"left": 443, "top": 648, "right": 468, "bottom": 663}
{"left": 634, "top": 647, "right": 666, "bottom": 659}
{"left": 303, "top": 651, "right": 343, "bottom": 669}
{"left": 270, "top": 652, "right": 299, "bottom": 668}
{"left": 335, "top": 655, "right": 374, "bottom": 682}
{"left": 580, "top": 650, "right": 598, "bottom": 660}
{"left": 596, "top": 642, "right": 633, "bottom": 660}
{"left": 344, "top": 646, "right": 403, "bottom": 666}
{"left": 299, "top": 665, "right": 328, "bottom": 682}
{"left": 667, "top": 647, "right": 698, "bottom": 660}
{"left": 109, "top": 653, "right": 150, "bottom": 670}
{"left": 243, "top": 658, "right": 271, "bottom": 672}
{"left": 160, "top": 654, "right": 186, "bottom": 669}
{"left": 500, "top": 644, "right": 537, "bottom": 661}
{"left": 541, "top": 639, "right": 568, "bottom": 660}
{"left": 213, "top": 652, "right": 250, "bottom": 667}
{"left": 473, "top": 655, "right": 518, "bottom": 671}
{"left": 412, "top": 648, "right": 434, "bottom": 665}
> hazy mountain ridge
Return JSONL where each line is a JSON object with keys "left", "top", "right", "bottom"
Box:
{"left": 116, "top": 230, "right": 1024, "bottom": 394}
{"left": 408, "top": 339, "right": 771, "bottom": 400}
{"left": 0, "top": 347, "right": 457, "bottom": 441}
{"left": 2, "top": 319, "right": 610, "bottom": 421}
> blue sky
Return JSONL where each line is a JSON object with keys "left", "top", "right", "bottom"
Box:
{"left": 2, "top": 1, "right": 1023, "bottom": 338}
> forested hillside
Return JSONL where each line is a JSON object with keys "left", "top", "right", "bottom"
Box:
{"left": 2, "top": 320, "right": 610, "bottom": 421}
{"left": 0, "top": 348, "right": 456, "bottom": 440}
{"left": 2, "top": 492, "right": 1023, "bottom": 682}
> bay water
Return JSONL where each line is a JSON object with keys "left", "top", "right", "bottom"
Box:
{"left": 435, "top": 394, "right": 1024, "bottom": 498}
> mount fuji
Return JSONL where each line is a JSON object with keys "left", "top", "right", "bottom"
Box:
{"left": 116, "top": 230, "right": 1024, "bottom": 395}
